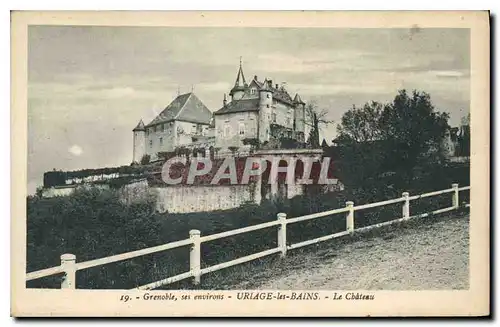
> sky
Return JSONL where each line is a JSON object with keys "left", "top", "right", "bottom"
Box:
{"left": 28, "top": 26, "right": 470, "bottom": 194}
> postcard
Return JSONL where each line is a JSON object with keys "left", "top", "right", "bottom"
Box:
{"left": 11, "top": 10, "right": 489, "bottom": 317}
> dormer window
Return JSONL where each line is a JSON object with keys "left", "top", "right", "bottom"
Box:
{"left": 250, "top": 88, "right": 256, "bottom": 95}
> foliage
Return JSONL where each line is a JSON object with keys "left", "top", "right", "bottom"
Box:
{"left": 335, "top": 89, "right": 451, "bottom": 188}
{"left": 456, "top": 114, "right": 470, "bottom": 157}
{"left": 140, "top": 154, "right": 151, "bottom": 165}
{"left": 306, "top": 110, "right": 320, "bottom": 148}
{"left": 26, "top": 187, "right": 162, "bottom": 289}
{"left": 42, "top": 164, "right": 157, "bottom": 188}
{"left": 303, "top": 102, "right": 334, "bottom": 148}
{"left": 336, "top": 101, "right": 385, "bottom": 143}
{"left": 379, "top": 90, "right": 450, "bottom": 174}
{"left": 279, "top": 137, "right": 305, "bottom": 149}
{"left": 228, "top": 146, "right": 239, "bottom": 155}
{"left": 242, "top": 138, "right": 260, "bottom": 148}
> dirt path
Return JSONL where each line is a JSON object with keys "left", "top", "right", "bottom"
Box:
{"left": 233, "top": 215, "right": 469, "bottom": 290}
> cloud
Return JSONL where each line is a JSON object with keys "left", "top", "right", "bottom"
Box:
{"left": 103, "top": 87, "right": 136, "bottom": 98}
{"left": 68, "top": 145, "right": 83, "bottom": 156}
{"left": 433, "top": 70, "right": 466, "bottom": 78}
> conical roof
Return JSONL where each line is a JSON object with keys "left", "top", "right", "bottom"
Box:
{"left": 259, "top": 78, "right": 273, "bottom": 92}
{"left": 230, "top": 59, "right": 248, "bottom": 95}
{"left": 133, "top": 119, "right": 145, "bottom": 131}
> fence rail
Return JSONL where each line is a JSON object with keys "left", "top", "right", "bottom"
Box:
{"left": 26, "top": 183, "right": 470, "bottom": 290}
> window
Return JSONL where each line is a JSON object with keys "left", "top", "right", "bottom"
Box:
{"left": 154, "top": 126, "right": 157, "bottom": 132}
{"left": 161, "top": 124, "right": 165, "bottom": 132}
{"left": 267, "top": 94, "right": 271, "bottom": 98}
{"left": 160, "top": 137, "right": 163, "bottom": 145}
{"left": 266, "top": 104, "right": 270, "bottom": 108}
{"left": 272, "top": 113, "right": 277, "bottom": 123}
{"left": 250, "top": 88, "right": 256, "bottom": 95}
{"left": 149, "top": 140, "right": 153, "bottom": 148}
{"left": 192, "top": 124, "right": 197, "bottom": 134}
{"left": 224, "top": 124, "right": 231, "bottom": 137}
{"left": 239, "top": 123, "right": 245, "bottom": 136}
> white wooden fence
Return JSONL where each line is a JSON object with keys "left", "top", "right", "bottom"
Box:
{"left": 26, "top": 183, "right": 470, "bottom": 290}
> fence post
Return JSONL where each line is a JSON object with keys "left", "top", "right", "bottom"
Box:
{"left": 452, "top": 183, "right": 459, "bottom": 209}
{"left": 402, "top": 192, "right": 410, "bottom": 219}
{"left": 277, "top": 213, "right": 287, "bottom": 258}
{"left": 60, "top": 253, "right": 76, "bottom": 289}
{"left": 189, "top": 229, "right": 201, "bottom": 285}
{"left": 346, "top": 201, "right": 354, "bottom": 233}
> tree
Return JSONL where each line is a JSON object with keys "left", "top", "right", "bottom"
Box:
{"left": 304, "top": 102, "right": 334, "bottom": 148}
{"left": 140, "top": 154, "right": 151, "bottom": 165}
{"left": 335, "top": 89, "right": 450, "bottom": 188}
{"left": 379, "top": 90, "right": 450, "bottom": 176}
{"left": 336, "top": 101, "right": 385, "bottom": 144}
{"left": 457, "top": 113, "right": 470, "bottom": 157}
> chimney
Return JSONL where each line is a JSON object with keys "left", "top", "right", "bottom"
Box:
{"left": 268, "top": 80, "right": 273, "bottom": 88}
{"left": 254, "top": 75, "right": 258, "bottom": 80}
{"left": 223, "top": 93, "right": 227, "bottom": 107}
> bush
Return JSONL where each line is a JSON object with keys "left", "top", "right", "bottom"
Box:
{"left": 140, "top": 154, "right": 151, "bottom": 165}
{"left": 26, "top": 187, "right": 162, "bottom": 289}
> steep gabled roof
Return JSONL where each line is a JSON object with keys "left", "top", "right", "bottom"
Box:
{"left": 133, "top": 119, "right": 146, "bottom": 131}
{"left": 249, "top": 76, "right": 263, "bottom": 89}
{"left": 293, "top": 93, "right": 305, "bottom": 104}
{"left": 146, "top": 93, "right": 212, "bottom": 126}
{"left": 214, "top": 98, "right": 260, "bottom": 115}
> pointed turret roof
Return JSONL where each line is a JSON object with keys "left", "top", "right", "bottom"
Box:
{"left": 293, "top": 93, "right": 305, "bottom": 104}
{"left": 230, "top": 58, "right": 248, "bottom": 96}
{"left": 259, "top": 78, "right": 273, "bottom": 92}
{"left": 133, "top": 119, "right": 145, "bottom": 131}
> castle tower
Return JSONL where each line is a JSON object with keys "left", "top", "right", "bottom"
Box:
{"left": 132, "top": 119, "right": 146, "bottom": 163}
{"left": 229, "top": 58, "right": 247, "bottom": 101}
{"left": 258, "top": 79, "right": 274, "bottom": 142}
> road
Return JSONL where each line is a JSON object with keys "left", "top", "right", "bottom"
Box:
{"left": 231, "top": 214, "right": 469, "bottom": 290}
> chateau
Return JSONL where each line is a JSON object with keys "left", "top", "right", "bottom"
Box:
{"left": 133, "top": 61, "right": 307, "bottom": 163}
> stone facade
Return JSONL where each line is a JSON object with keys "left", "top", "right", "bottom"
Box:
{"left": 133, "top": 62, "right": 308, "bottom": 161}
{"left": 213, "top": 63, "right": 307, "bottom": 149}
{"left": 133, "top": 92, "right": 213, "bottom": 162}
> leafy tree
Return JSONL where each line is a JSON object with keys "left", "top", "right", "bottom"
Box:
{"left": 140, "top": 154, "right": 151, "bottom": 165}
{"left": 335, "top": 89, "right": 450, "bottom": 188}
{"left": 379, "top": 90, "right": 450, "bottom": 178}
{"left": 336, "top": 101, "right": 385, "bottom": 144}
